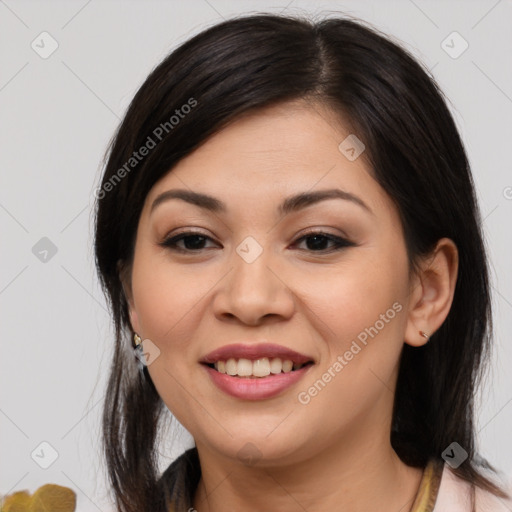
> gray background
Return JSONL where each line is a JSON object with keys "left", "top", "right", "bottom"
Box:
{"left": 1, "top": 0, "right": 511, "bottom": 510}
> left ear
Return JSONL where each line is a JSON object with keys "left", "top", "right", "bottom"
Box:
{"left": 404, "top": 237, "right": 459, "bottom": 347}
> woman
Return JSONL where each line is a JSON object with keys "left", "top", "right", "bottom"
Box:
{"left": 94, "top": 12, "right": 512, "bottom": 512}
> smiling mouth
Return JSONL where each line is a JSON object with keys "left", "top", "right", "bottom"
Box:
{"left": 204, "top": 357, "right": 314, "bottom": 378}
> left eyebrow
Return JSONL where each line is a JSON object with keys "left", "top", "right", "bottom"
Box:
{"left": 150, "top": 188, "right": 373, "bottom": 216}
{"left": 278, "top": 188, "right": 373, "bottom": 216}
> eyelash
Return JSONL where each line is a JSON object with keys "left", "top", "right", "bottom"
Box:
{"left": 160, "top": 230, "right": 355, "bottom": 254}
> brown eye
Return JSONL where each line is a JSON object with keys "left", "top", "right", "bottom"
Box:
{"left": 293, "top": 232, "right": 354, "bottom": 253}
{"left": 160, "top": 232, "right": 219, "bottom": 252}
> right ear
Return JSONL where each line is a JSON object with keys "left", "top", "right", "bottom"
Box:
{"left": 117, "top": 259, "right": 140, "bottom": 333}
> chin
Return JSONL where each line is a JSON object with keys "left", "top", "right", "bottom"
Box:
{"left": 196, "top": 424, "right": 314, "bottom": 468}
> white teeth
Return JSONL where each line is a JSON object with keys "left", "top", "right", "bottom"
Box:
{"left": 253, "top": 357, "right": 270, "bottom": 377}
{"left": 269, "top": 357, "right": 282, "bottom": 374}
{"left": 225, "top": 358, "right": 237, "bottom": 376}
{"left": 237, "top": 358, "right": 253, "bottom": 377}
{"left": 282, "top": 359, "right": 293, "bottom": 372}
{"left": 213, "top": 357, "right": 302, "bottom": 377}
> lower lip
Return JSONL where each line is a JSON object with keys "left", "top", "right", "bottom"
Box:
{"left": 202, "top": 364, "right": 313, "bottom": 400}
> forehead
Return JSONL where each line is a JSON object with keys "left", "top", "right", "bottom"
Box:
{"left": 144, "top": 100, "right": 390, "bottom": 216}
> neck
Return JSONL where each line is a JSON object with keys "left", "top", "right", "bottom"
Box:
{"left": 192, "top": 426, "right": 423, "bottom": 512}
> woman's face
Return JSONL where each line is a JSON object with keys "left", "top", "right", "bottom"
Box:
{"left": 126, "top": 100, "right": 422, "bottom": 467}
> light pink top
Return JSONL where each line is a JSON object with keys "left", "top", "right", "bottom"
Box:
{"left": 434, "top": 465, "right": 512, "bottom": 511}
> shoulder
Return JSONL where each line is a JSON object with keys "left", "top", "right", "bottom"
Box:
{"left": 434, "top": 463, "right": 512, "bottom": 512}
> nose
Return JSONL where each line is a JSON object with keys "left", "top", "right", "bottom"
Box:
{"left": 212, "top": 245, "right": 295, "bottom": 326}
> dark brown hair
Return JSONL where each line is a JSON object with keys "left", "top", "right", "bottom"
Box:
{"left": 94, "top": 12, "right": 509, "bottom": 512}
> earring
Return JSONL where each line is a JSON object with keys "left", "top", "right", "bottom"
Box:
{"left": 133, "top": 333, "right": 144, "bottom": 357}
{"left": 419, "top": 330, "right": 430, "bottom": 341}
{"left": 133, "top": 333, "right": 145, "bottom": 371}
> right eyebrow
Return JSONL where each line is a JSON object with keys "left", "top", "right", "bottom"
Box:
{"left": 150, "top": 189, "right": 225, "bottom": 215}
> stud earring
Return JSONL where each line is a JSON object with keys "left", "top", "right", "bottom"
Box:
{"left": 133, "top": 333, "right": 144, "bottom": 358}
{"left": 133, "top": 333, "right": 145, "bottom": 371}
{"left": 419, "top": 330, "right": 430, "bottom": 341}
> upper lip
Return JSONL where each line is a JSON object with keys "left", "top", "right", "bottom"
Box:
{"left": 200, "top": 343, "right": 314, "bottom": 365}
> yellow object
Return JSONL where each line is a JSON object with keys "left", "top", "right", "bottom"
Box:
{"left": 1, "top": 484, "right": 76, "bottom": 512}
{"left": 410, "top": 459, "right": 443, "bottom": 512}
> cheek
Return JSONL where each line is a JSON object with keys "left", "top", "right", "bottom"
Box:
{"left": 294, "top": 273, "right": 407, "bottom": 432}
{"left": 294, "top": 250, "right": 408, "bottom": 348}
{"left": 294, "top": 249, "right": 409, "bottom": 401}
{"left": 129, "top": 249, "right": 209, "bottom": 424}
{"left": 130, "top": 245, "right": 206, "bottom": 350}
